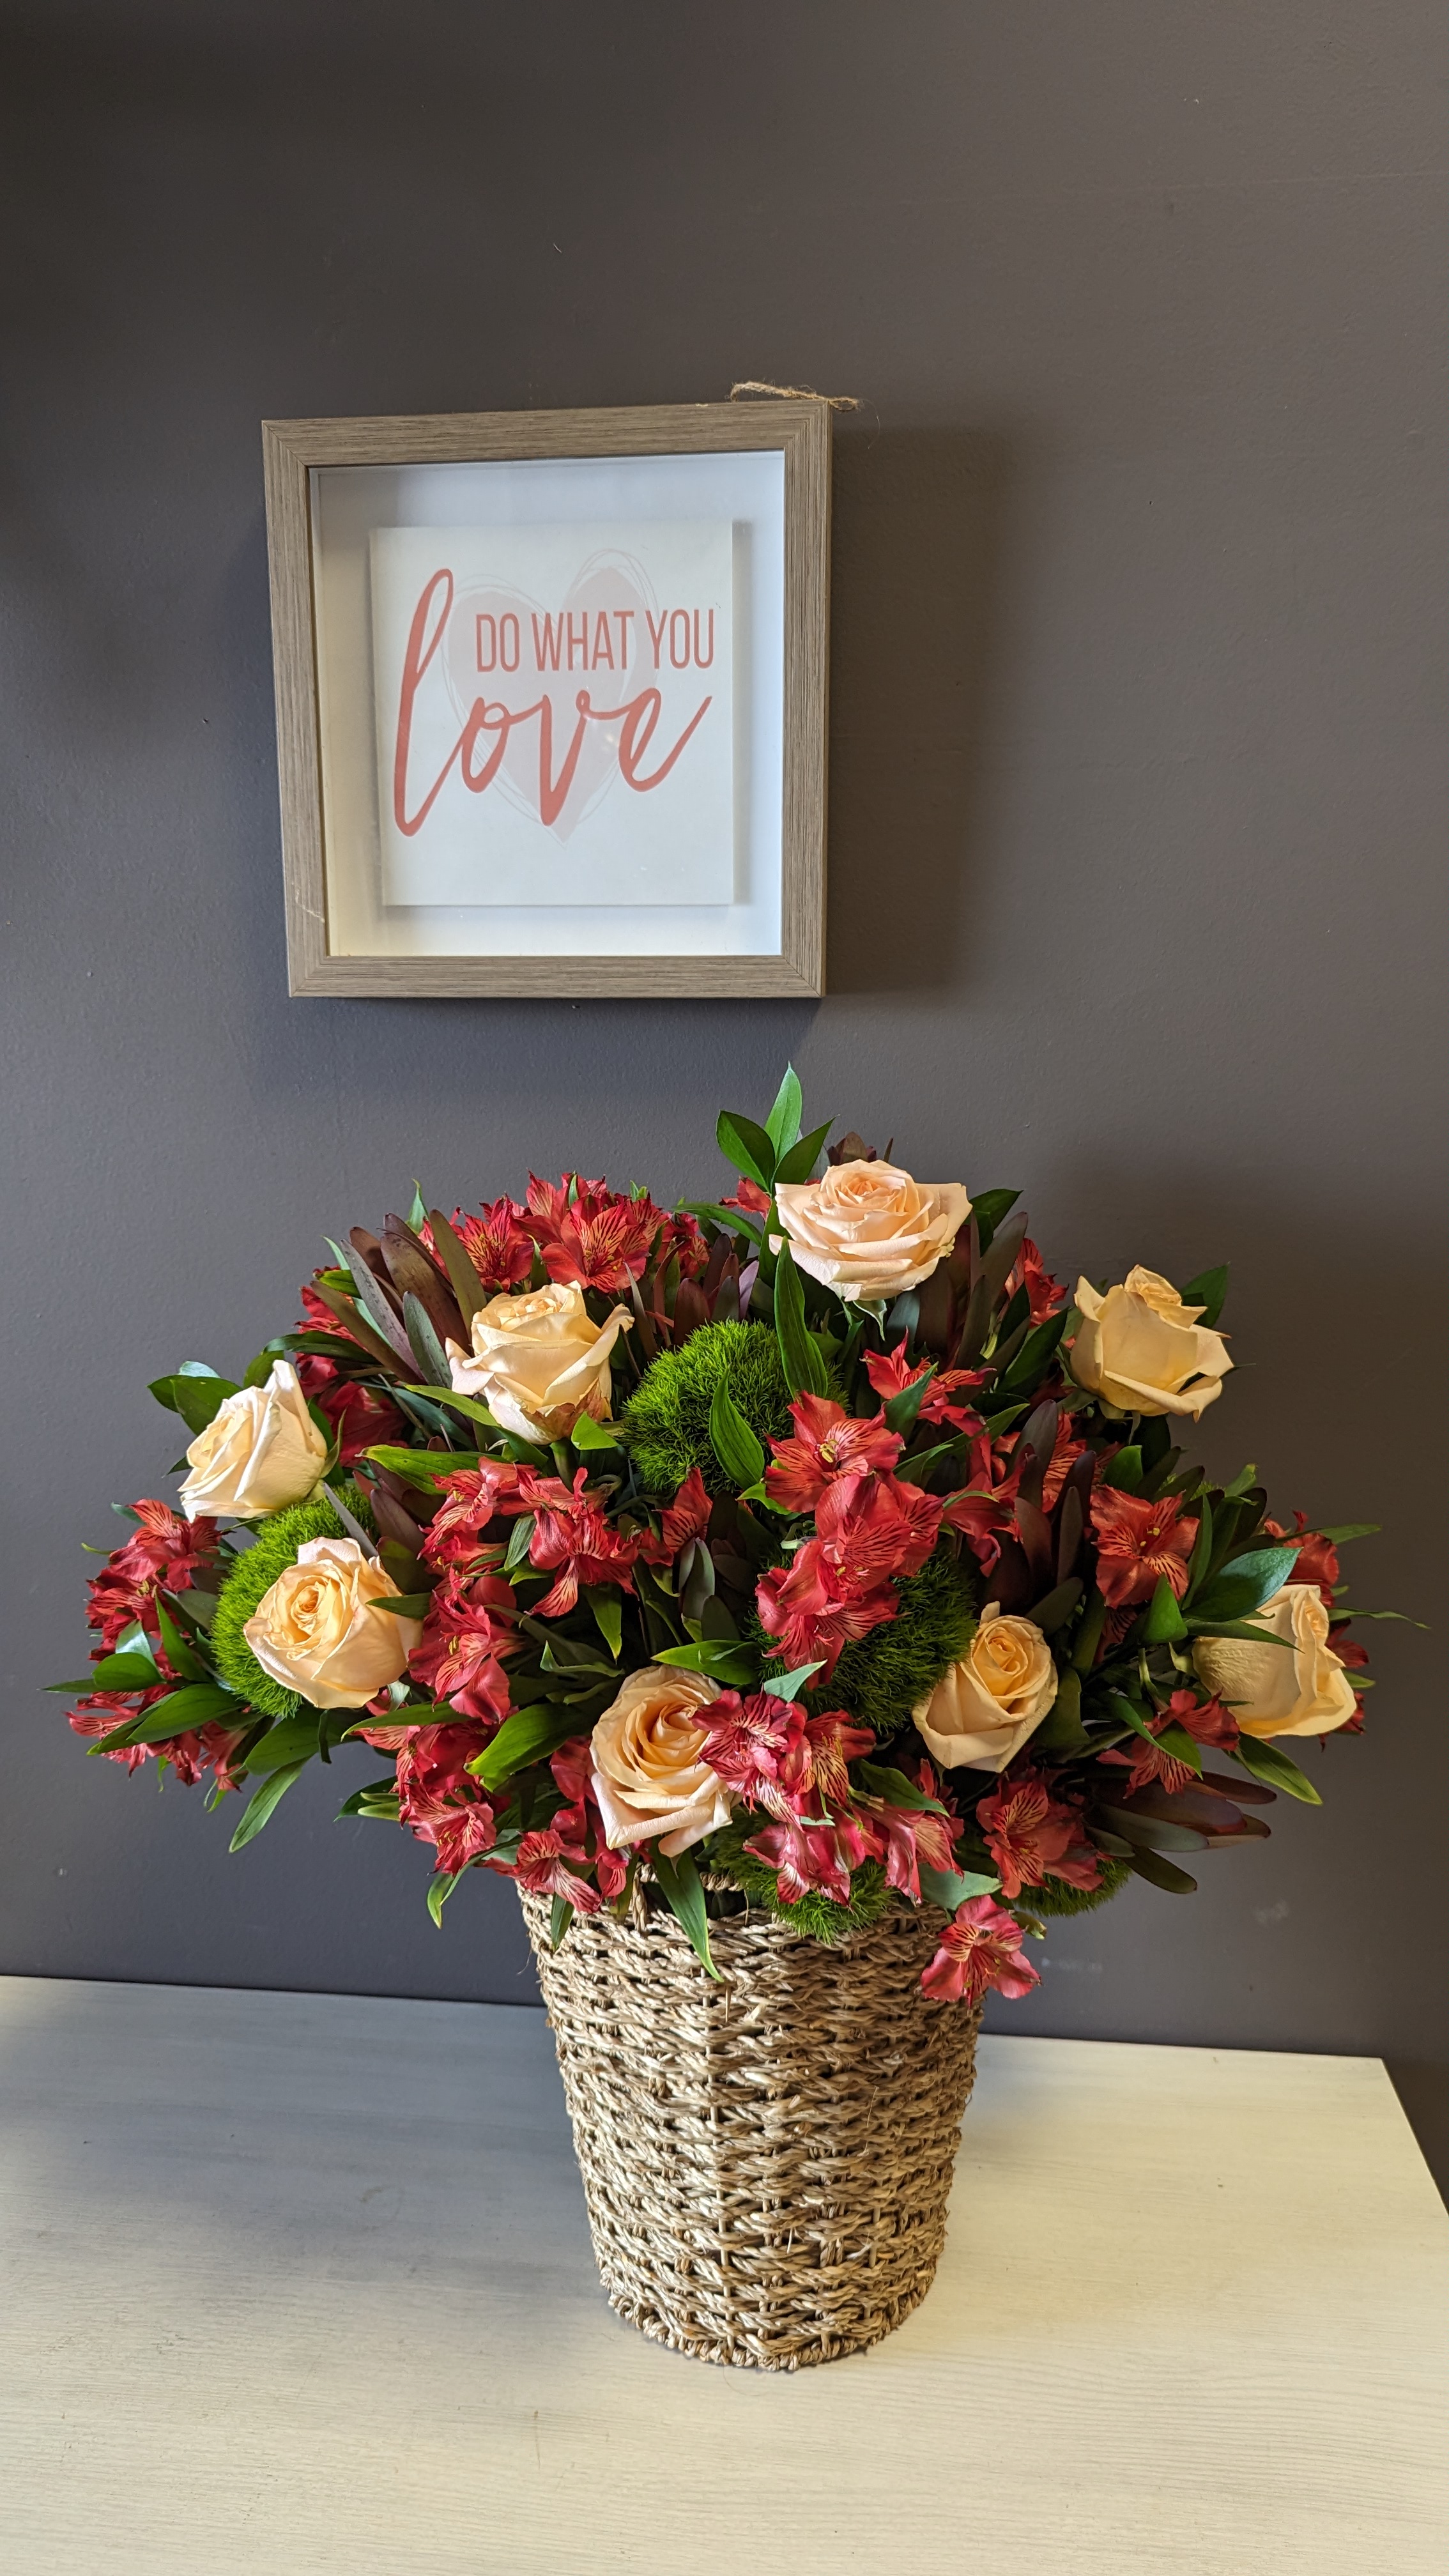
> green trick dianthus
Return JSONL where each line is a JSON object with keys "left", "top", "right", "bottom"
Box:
{"left": 210, "top": 1485, "right": 376, "bottom": 1721}
{"left": 1018, "top": 1859, "right": 1132, "bottom": 1918}
{"left": 621, "top": 1321, "right": 795, "bottom": 1499}
{"left": 703, "top": 1826, "right": 894, "bottom": 1943}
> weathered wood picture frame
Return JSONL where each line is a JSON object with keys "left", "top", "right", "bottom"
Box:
{"left": 261, "top": 401, "right": 831, "bottom": 998}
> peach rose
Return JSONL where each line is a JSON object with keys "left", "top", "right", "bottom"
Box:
{"left": 445, "top": 1281, "right": 631, "bottom": 1442}
{"left": 913, "top": 1603, "right": 1058, "bottom": 1773}
{"left": 243, "top": 1536, "right": 421, "bottom": 1710}
{"left": 1068, "top": 1267, "right": 1231, "bottom": 1419}
{"left": 774, "top": 1158, "right": 971, "bottom": 1304}
{"left": 178, "top": 1361, "right": 329, "bottom": 1522}
{"left": 590, "top": 1665, "right": 732, "bottom": 1858}
{"left": 1192, "top": 1582, "right": 1358, "bottom": 1738}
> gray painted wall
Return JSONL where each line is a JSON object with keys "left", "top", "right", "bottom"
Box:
{"left": 3, "top": 2, "right": 1445, "bottom": 2181}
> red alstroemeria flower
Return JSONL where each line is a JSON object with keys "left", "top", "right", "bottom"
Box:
{"left": 164, "top": 1723, "right": 251, "bottom": 1792}
{"left": 755, "top": 1538, "right": 898, "bottom": 1678}
{"left": 699, "top": 1690, "right": 811, "bottom": 1818}
{"left": 744, "top": 1813, "right": 875, "bottom": 1908}
{"left": 721, "top": 1177, "right": 772, "bottom": 1218}
{"left": 764, "top": 1392, "right": 903, "bottom": 1511}
{"left": 1009, "top": 1236, "right": 1068, "bottom": 1327}
{"left": 84, "top": 1499, "right": 222, "bottom": 1653}
{"left": 525, "top": 1174, "right": 666, "bottom": 1293}
{"left": 1090, "top": 1487, "right": 1200, "bottom": 1609}
{"left": 1264, "top": 1513, "right": 1341, "bottom": 1608}
{"left": 395, "top": 1721, "right": 498, "bottom": 1873}
{"left": 1162, "top": 1684, "right": 1239, "bottom": 1750}
{"left": 815, "top": 1469, "right": 943, "bottom": 1586}
{"left": 1099, "top": 1725, "right": 1197, "bottom": 1798}
{"left": 655, "top": 1473, "right": 711, "bottom": 1566}
{"left": 801, "top": 1710, "right": 876, "bottom": 1805}
{"left": 976, "top": 1777, "right": 1101, "bottom": 1899}
{"left": 1040, "top": 1422, "right": 1088, "bottom": 1510}
{"left": 859, "top": 1798, "right": 958, "bottom": 1904}
{"left": 517, "top": 1466, "right": 640, "bottom": 1618}
{"left": 422, "top": 1462, "right": 526, "bottom": 1572}
{"left": 1330, "top": 1626, "right": 1369, "bottom": 1675}
{"left": 921, "top": 1896, "right": 1041, "bottom": 2006}
{"left": 548, "top": 1741, "right": 629, "bottom": 1899}
{"left": 654, "top": 1209, "right": 711, "bottom": 1281}
{"left": 511, "top": 1828, "right": 605, "bottom": 1913}
{"left": 408, "top": 1570, "right": 519, "bottom": 1728}
{"left": 445, "top": 1198, "right": 535, "bottom": 1293}
{"left": 862, "top": 1339, "right": 991, "bottom": 1436}
{"left": 941, "top": 1438, "right": 1021, "bottom": 1574}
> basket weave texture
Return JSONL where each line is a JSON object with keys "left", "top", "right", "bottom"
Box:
{"left": 521, "top": 1890, "right": 981, "bottom": 2370}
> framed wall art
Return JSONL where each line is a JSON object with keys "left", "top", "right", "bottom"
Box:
{"left": 261, "top": 401, "right": 831, "bottom": 998}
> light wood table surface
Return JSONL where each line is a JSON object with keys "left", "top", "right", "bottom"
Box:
{"left": 1, "top": 1976, "right": 1443, "bottom": 2574}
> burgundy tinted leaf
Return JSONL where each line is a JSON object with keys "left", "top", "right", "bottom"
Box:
{"left": 380, "top": 1218, "right": 466, "bottom": 1349}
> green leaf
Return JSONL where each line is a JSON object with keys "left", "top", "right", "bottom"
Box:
{"left": 229, "top": 1760, "right": 308, "bottom": 1851}
{"left": 772, "top": 1249, "right": 832, "bottom": 1398}
{"left": 154, "top": 1597, "right": 206, "bottom": 1682}
{"left": 427, "top": 1871, "right": 462, "bottom": 1926}
{"left": 1097, "top": 1805, "right": 1208, "bottom": 1853}
{"left": 1313, "top": 1523, "right": 1379, "bottom": 1545}
{"left": 1232, "top": 1736, "right": 1323, "bottom": 1805}
{"left": 470, "top": 1703, "right": 589, "bottom": 1791}
{"left": 87, "top": 1649, "right": 164, "bottom": 1692}
{"left": 585, "top": 1585, "right": 623, "bottom": 1659}
{"left": 504, "top": 1512, "right": 537, "bottom": 1573}
{"left": 1124, "top": 1846, "right": 1198, "bottom": 1894}
{"left": 969, "top": 1190, "right": 1020, "bottom": 1254}
{"left": 998, "top": 1311, "right": 1068, "bottom": 1393}
{"left": 1028, "top": 1576, "right": 1083, "bottom": 1636}
{"left": 409, "top": 1384, "right": 502, "bottom": 1432}
{"left": 248, "top": 1713, "right": 335, "bottom": 1770}
{"left": 1191, "top": 1545, "right": 1298, "bottom": 1625}
{"left": 402, "top": 1292, "right": 452, "bottom": 1388}
{"left": 1184, "top": 1498, "right": 1215, "bottom": 1598}
{"left": 1142, "top": 1577, "right": 1188, "bottom": 1643}
{"left": 364, "top": 1444, "right": 482, "bottom": 1489}
{"left": 764, "top": 1064, "right": 804, "bottom": 1159}
{"left": 1032, "top": 1666, "right": 1089, "bottom": 1755}
{"left": 571, "top": 1413, "right": 620, "bottom": 1451}
{"left": 884, "top": 1366, "right": 936, "bottom": 1439}
{"left": 148, "top": 1371, "right": 240, "bottom": 1436}
{"left": 1184, "top": 1616, "right": 1298, "bottom": 1648}
{"left": 425, "top": 1209, "right": 489, "bottom": 1324}
{"left": 651, "top": 1850, "right": 719, "bottom": 1978}
{"left": 548, "top": 1894, "right": 574, "bottom": 1951}
{"left": 1154, "top": 1720, "right": 1202, "bottom": 1772}
{"left": 919, "top": 1861, "right": 1000, "bottom": 1912}
{"left": 125, "top": 1684, "right": 246, "bottom": 1744}
{"left": 654, "top": 1640, "right": 760, "bottom": 1686}
{"left": 855, "top": 1759, "right": 947, "bottom": 1813}
{"left": 1098, "top": 1445, "right": 1144, "bottom": 1494}
{"left": 762, "top": 1661, "right": 824, "bottom": 1702}
{"left": 1181, "top": 1264, "right": 1229, "bottom": 1330}
{"left": 709, "top": 1377, "right": 767, "bottom": 1491}
{"left": 891, "top": 1438, "right": 960, "bottom": 1487}
{"left": 716, "top": 1110, "right": 776, "bottom": 1190}
{"left": 374, "top": 1591, "right": 433, "bottom": 1619}
{"left": 772, "top": 1121, "right": 834, "bottom": 1188}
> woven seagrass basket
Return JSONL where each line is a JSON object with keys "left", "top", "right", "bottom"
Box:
{"left": 520, "top": 1887, "right": 982, "bottom": 2370}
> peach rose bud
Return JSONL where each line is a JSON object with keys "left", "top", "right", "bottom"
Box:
{"left": 243, "top": 1536, "right": 420, "bottom": 1710}
{"left": 774, "top": 1159, "right": 971, "bottom": 1305}
{"left": 1192, "top": 1582, "right": 1358, "bottom": 1739}
{"left": 446, "top": 1281, "right": 631, "bottom": 1443}
{"left": 913, "top": 1603, "right": 1058, "bottom": 1774}
{"left": 1068, "top": 1266, "right": 1230, "bottom": 1420}
{"left": 590, "top": 1665, "right": 732, "bottom": 1859}
{"left": 178, "top": 1361, "right": 329, "bottom": 1522}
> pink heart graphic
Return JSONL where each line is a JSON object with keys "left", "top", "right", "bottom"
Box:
{"left": 443, "top": 551, "right": 653, "bottom": 842}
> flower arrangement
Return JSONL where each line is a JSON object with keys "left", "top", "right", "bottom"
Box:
{"left": 56, "top": 1071, "right": 1383, "bottom": 2012}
